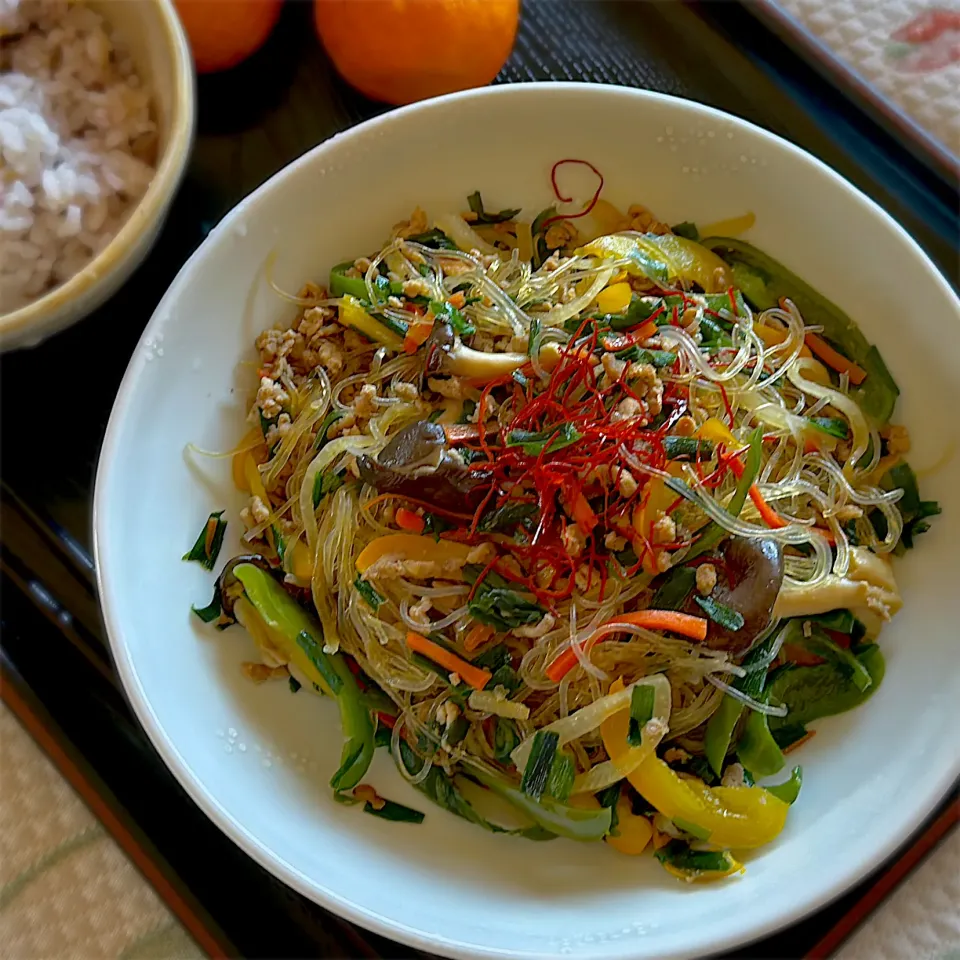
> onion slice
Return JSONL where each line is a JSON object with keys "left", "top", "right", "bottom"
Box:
{"left": 511, "top": 673, "right": 671, "bottom": 774}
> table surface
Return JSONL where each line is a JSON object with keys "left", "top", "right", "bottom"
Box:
{"left": 1, "top": 1, "right": 957, "bottom": 957}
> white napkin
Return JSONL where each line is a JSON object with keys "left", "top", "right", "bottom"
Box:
{"left": 772, "top": 0, "right": 959, "bottom": 162}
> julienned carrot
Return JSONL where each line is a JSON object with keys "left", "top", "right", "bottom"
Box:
{"left": 545, "top": 610, "right": 708, "bottom": 683}
{"left": 725, "top": 455, "right": 788, "bottom": 529}
{"left": 748, "top": 485, "right": 789, "bottom": 529}
{"left": 406, "top": 632, "right": 492, "bottom": 690}
{"left": 634, "top": 319, "right": 658, "bottom": 342}
{"left": 726, "top": 450, "right": 835, "bottom": 541}
{"left": 464, "top": 623, "right": 494, "bottom": 653}
{"left": 803, "top": 333, "right": 867, "bottom": 385}
{"left": 395, "top": 507, "right": 425, "bottom": 533}
{"left": 403, "top": 317, "right": 435, "bottom": 354}
{"left": 570, "top": 491, "right": 598, "bottom": 535}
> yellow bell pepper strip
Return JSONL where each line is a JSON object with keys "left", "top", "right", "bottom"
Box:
{"left": 698, "top": 211, "right": 756, "bottom": 238}
{"left": 355, "top": 533, "right": 479, "bottom": 579}
{"left": 595, "top": 281, "right": 633, "bottom": 315}
{"left": 584, "top": 234, "right": 733, "bottom": 292}
{"left": 569, "top": 676, "right": 671, "bottom": 795}
{"left": 619, "top": 753, "right": 790, "bottom": 849}
{"left": 605, "top": 797, "right": 653, "bottom": 856}
{"left": 233, "top": 563, "right": 374, "bottom": 791}
{"left": 696, "top": 416, "right": 737, "bottom": 447}
{"left": 337, "top": 294, "right": 405, "bottom": 349}
{"left": 289, "top": 539, "right": 314, "bottom": 581}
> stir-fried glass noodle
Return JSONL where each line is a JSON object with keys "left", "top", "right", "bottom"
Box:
{"left": 187, "top": 164, "right": 938, "bottom": 881}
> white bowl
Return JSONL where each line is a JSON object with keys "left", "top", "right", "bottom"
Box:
{"left": 0, "top": 0, "right": 195, "bottom": 351}
{"left": 94, "top": 84, "right": 960, "bottom": 960}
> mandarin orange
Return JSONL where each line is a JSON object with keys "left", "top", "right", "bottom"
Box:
{"left": 313, "top": 0, "right": 519, "bottom": 105}
{"left": 174, "top": 0, "right": 283, "bottom": 74}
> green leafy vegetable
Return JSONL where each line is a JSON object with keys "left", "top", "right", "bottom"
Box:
{"left": 407, "top": 228, "right": 458, "bottom": 250}
{"left": 354, "top": 574, "right": 384, "bottom": 612}
{"left": 527, "top": 316, "right": 541, "bottom": 357}
{"left": 430, "top": 299, "right": 475, "bottom": 337}
{"left": 546, "top": 750, "right": 576, "bottom": 803}
{"left": 771, "top": 724, "right": 809, "bottom": 750}
{"left": 191, "top": 587, "right": 224, "bottom": 624}
{"left": 493, "top": 717, "right": 520, "bottom": 762}
{"left": 182, "top": 511, "right": 227, "bottom": 571}
{"left": 362, "top": 798, "right": 425, "bottom": 824}
{"left": 288, "top": 676, "right": 302, "bottom": 694}
{"left": 313, "top": 468, "right": 346, "bottom": 507}
{"left": 506, "top": 422, "right": 582, "bottom": 456}
{"left": 787, "top": 620, "right": 872, "bottom": 693}
{"left": 457, "top": 398, "right": 477, "bottom": 424}
{"left": 463, "top": 567, "right": 545, "bottom": 631}
{"left": 767, "top": 643, "right": 885, "bottom": 731}
{"left": 521, "top": 730, "right": 559, "bottom": 801}
{"left": 395, "top": 742, "right": 547, "bottom": 840}
{"left": 809, "top": 416, "right": 849, "bottom": 439}
{"left": 694, "top": 594, "right": 745, "bottom": 632}
{"left": 466, "top": 191, "right": 520, "bottom": 225}
{"left": 878, "top": 461, "right": 940, "bottom": 552}
{"left": 663, "top": 437, "right": 714, "bottom": 461}
{"left": 655, "top": 840, "right": 735, "bottom": 874}
{"left": 627, "top": 684, "right": 656, "bottom": 746}
{"left": 479, "top": 501, "right": 537, "bottom": 533}
{"left": 314, "top": 411, "right": 343, "bottom": 449}
{"left": 597, "top": 783, "right": 622, "bottom": 837}
{"left": 670, "top": 221, "right": 700, "bottom": 241}
{"left": 530, "top": 206, "right": 557, "bottom": 268}
{"left": 650, "top": 566, "right": 696, "bottom": 611}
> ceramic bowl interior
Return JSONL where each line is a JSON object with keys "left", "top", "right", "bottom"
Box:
{"left": 0, "top": 0, "right": 195, "bottom": 350}
{"left": 95, "top": 84, "right": 960, "bottom": 960}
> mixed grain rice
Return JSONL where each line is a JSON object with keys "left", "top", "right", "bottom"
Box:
{"left": 0, "top": 0, "right": 157, "bottom": 314}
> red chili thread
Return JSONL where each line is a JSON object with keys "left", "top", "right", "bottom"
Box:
{"left": 540, "top": 159, "right": 605, "bottom": 230}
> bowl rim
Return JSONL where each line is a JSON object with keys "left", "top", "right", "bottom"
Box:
{"left": 94, "top": 82, "right": 960, "bottom": 960}
{"left": 0, "top": 0, "right": 196, "bottom": 342}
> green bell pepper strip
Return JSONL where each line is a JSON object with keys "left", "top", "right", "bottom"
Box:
{"left": 737, "top": 706, "right": 786, "bottom": 778}
{"left": 704, "top": 623, "right": 783, "bottom": 776}
{"left": 701, "top": 237, "right": 900, "bottom": 424}
{"left": 768, "top": 643, "right": 885, "bottom": 731}
{"left": 469, "top": 766, "right": 612, "bottom": 842}
{"left": 765, "top": 766, "right": 803, "bottom": 805}
{"left": 329, "top": 262, "right": 402, "bottom": 301}
{"left": 233, "top": 564, "right": 375, "bottom": 791}
{"left": 680, "top": 425, "right": 763, "bottom": 563}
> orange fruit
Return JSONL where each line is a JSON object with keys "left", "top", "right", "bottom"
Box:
{"left": 174, "top": 0, "right": 283, "bottom": 74}
{"left": 314, "top": 0, "right": 519, "bottom": 105}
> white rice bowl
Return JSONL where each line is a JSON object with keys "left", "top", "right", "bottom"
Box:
{"left": 0, "top": 0, "right": 157, "bottom": 314}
